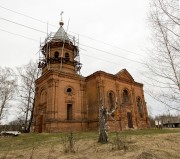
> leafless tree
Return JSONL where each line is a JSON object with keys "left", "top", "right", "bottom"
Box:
{"left": 98, "top": 101, "right": 108, "bottom": 143}
{"left": 9, "top": 115, "right": 25, "bottom": 126}
{"left": 145, "top": 0, "right": 180, "bottom": 111}
{"left": 17, "top": 60, "right": 40, "bottom": 132}
{"left": 0, "top": 67, "right": 17, "bottom": 122}
{"left": 98, "top": 98, "right": 120, "bottom": 143}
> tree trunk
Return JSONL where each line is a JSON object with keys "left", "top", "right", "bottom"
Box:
{"left": 27, "top": 98, "right": 35, "bottom": 132}
{"left": 98, "top": 107, "right": 108, "bottom": 143}
{"left": 0, "top": 96, "right": 7, "bottom": 120}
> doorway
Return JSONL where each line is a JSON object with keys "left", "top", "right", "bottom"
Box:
{"left": 38, "top": 115, "right": 43, "bottom": 133}
{"left": 127, "top": 112, "right": 133, "bottom": 128}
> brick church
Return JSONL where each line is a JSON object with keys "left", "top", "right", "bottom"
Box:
{"left": 33, "top": 19, "right": 150, "bottom": 133}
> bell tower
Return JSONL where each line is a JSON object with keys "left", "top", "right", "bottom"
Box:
{"left": 38, "top": 17, "right": 82, "bottom": 74}
{"left": 34, "top": 16, "right": 85, "bottom": 133}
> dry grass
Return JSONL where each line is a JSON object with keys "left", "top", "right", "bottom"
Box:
{"left": 0, "top": 129, "right": 180, "bottom": 159}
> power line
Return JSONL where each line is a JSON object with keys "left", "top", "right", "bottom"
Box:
{"left": 0, "top": 28, "right": 38, "bottom": 42}
{"left": 0, "top": 4, "right": 145, "bottom": 57}
{"left": 0, "top": 27, "right": 146, "bottom": 83}
{"left": 81, "top": 44, "right": 145, "bottom": 65}
{"left": 71, "top": 31, "right": 145, "bottom": 57}
{"left": 0, "top": 17, "right": 46, "bottom": 34}
{"left": 0, "top": 27, "right": 145, "bottom": 77}
{"left": 0, "top": 26, "right": 145, "bottom": 66}
{"left": 81, "top": 52, "right": 144, "bottom": 73}
{"left": 0, "top": 4, "right": 53, "bottom": 26}
{"left": 81, "top": 52, "right": 124, "bottom": 66}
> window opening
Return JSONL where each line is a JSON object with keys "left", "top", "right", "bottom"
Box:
{"left": 123, "top": 90, "right": 129, "bottom": 103}
{"left": 109, "top": 92, "right": 115, "bottom": 111}
{"left": 65, "top": 52, "right": 70, "bottom": 62}
{"left": 67, "top": 104, "right": 72, "bottom": 120}
{"left": 54, "top": 51, "right": 59, "bottom": 60}
{"left": 67, "top": 88, "right": 72, "bottom": 93}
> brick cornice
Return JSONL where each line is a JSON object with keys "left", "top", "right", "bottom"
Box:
{"left": 85, "top": 71, "right": 143, "bottom": 87}
{"left": 36, "top": 70, "right": 85, "bottom": 84}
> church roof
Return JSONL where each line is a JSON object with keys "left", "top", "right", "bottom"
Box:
{"left": 115, "top": 69, "right": 134, "bottom": 81}
{"left": 53, "top": 21, "right": 70, "bottom": 42}
{"left": 85, "top": 69, "right": 140, "bottom": 85}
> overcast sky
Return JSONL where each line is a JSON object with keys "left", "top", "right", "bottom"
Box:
{"left": 0, "top": 0, "right": 172, "bottom": 121}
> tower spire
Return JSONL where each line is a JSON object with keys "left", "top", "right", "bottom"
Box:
{"left": 59, "top": 11, "right": 64, "bottom": 26}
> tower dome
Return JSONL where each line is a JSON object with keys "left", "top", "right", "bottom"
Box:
{"left": 53, "top": 21, "right": 70, "bottom": 42}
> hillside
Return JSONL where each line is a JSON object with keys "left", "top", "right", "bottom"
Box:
{"left": 0, "top": 129, "right": 180, "bottom": 159}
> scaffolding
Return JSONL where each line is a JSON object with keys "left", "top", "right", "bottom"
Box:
{"left": 38, "top": 31, "right": 82, "bottom": 74}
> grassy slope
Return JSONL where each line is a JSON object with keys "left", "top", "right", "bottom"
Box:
{"left": 0, "top": 128, "right": 179, "bottom": 151}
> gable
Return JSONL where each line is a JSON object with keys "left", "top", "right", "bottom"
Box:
{"left": 115, "top": 69, "right": 134, "bottom": 81}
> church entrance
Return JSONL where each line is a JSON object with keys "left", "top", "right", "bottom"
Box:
{"left": 127, "top": 112, "right": 133, "bottom": 128}
{"left": 38, "top": 115, "right": 43, "bottom": 133}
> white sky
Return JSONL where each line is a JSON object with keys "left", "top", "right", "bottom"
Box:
{"left": 0, "top": 0, "right": 171, "bottom": 121}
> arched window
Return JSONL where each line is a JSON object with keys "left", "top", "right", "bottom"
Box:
{"left": 54, "top": 51, "right": 59, "bottom": 60}
{"left": 65, "top": 52, "right": 70, "bottom": 62}
{"left": 123, "top": 89, "right": 129, "bottom": 104}
{"left": 108, "top": 91, "right": 115, "bottom": 111}
{"left": 137, "top": 97, "right": 143, "bottom": 117}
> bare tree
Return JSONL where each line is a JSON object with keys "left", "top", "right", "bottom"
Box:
{"left": 17, "top": 60, "right": 40, "bottom": 132}
{"left": 145, "top": 0, "right": 180, "bottom": 111}
{"left": 0, "top": 67, "right": 17, "bottom": 122}
{"left": 98, "top": 98, "right": 119, "bottom": 143}
{"left": 9, "top": 115, "right": 25, "bottom": 126}
{"left": 98, "top": 100, "right": 108, "bottom": 143}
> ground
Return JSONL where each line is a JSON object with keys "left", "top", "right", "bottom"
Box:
{"left": 0, "top": 129, "right": 180, "bottom": 159}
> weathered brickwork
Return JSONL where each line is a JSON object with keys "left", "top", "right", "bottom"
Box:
{"left": 33, "top": 21, "right": 150, "bottom": 132}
